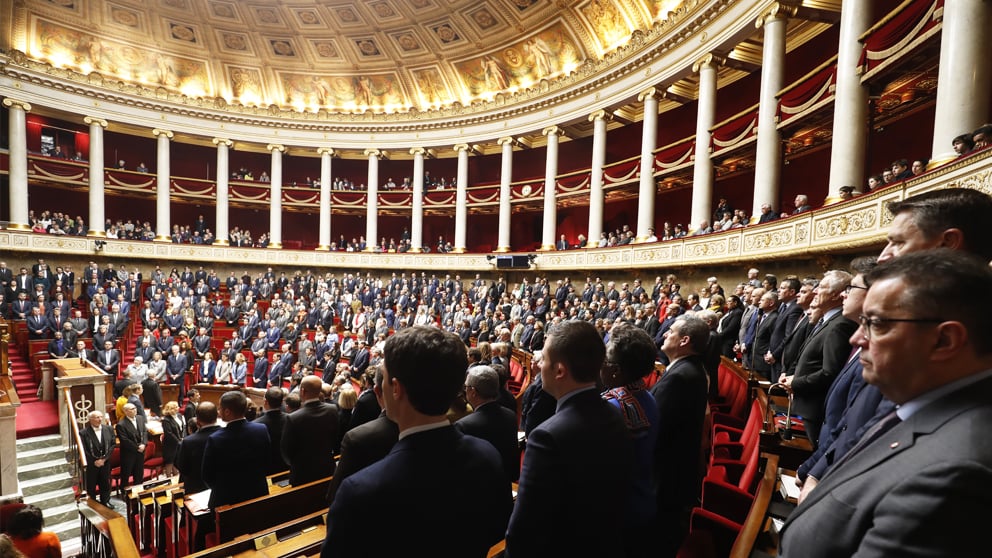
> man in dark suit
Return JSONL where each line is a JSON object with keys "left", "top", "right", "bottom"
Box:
{"left": 779, "top": 270, "right": 857, "bottom": 447}
{"left": 202, "top": 391, "right": 270, "bottom": 509}
{"left": 115, "top": 403, "right": 148, "bottom": 489}
{"left": 322, "top": 326, "right": 511, "bottom": 558}
{"left": 97, "top": 340, "right": 121, "bottom": 376}
{"left": 349, "top": 370, "right": 382, "bottom": 430}
{"left": 325, "top": 366, "right": 398, "bottom": 503}
{"left": 175, "top": 402, "right": 222, "bottom": 551}
{"left": 349, "top": 339, "right": 370, "bottom": 377}
{"left": 166, "top": 344, "right": 188, "bottom": 403}
{"left": 765, "top": 277, "right": 804, "bottom": 375}
{"left": 282, "top": 375, "right": 339, "bottom": 485}
{"left": 456, "top": 366, "right": 520, "bottom": 482}
{"left": 47, "top": 330, "right": 70, "bottom": 359}
{"left": 507, "top": 321, "right": 632, "bottom": 558}
{"left": 69, "top": 339, "right": 95, "bottom": 363}
{"left": 80, "top": 411, "right": 116, "bottom": 507}
{"left": 254, "top": 387, "right": 289, "bottom": 475}
{"left": 750, "top": 291, "right": 779, "bottom": 378}
{"left": 26, "top": 307, "right": 50, "bottom": 339}
{"left": 268, "top": 344, "right": 294, "bottom": 388}
{"left": 780, "top": 250, "right": 992, "bottom": 557}
{"left": 717, "top": 295, "right": 744, "bottom": 358}
{"left": 650, "top": 315, "right": 711, "bottom": 557}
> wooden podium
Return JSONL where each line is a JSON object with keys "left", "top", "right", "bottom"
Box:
{"left": 53, "top": 358, "right": 112, "bottom": 449}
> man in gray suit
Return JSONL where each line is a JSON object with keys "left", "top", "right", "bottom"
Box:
{"left": 779, "top": 250, "right": 992, "bottom": 557}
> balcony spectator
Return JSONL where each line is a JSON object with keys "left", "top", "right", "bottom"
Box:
{"left": 690, "top": 221, "right": 712, "bottom": 236}
{"left": 117, "top": 160, "right": 126, "bottom": 170}
{"left": 793, "top": 194, "right": 811, "bottom": 215}
{"left": 973, "top": 124, "right": 992, "bottom": 149}
{"left": 866, "top": 174, "right": 883, "bottom": 192}
{"left": 137, "top": 162, "right": 149, "bottom": 173}
{"left": 757, "top": 203, "right": 778, "bottom": 224}
{"left": 881, "top": 169, "right": 894, "bottom": 184}
{"left": 911, "top": 159, "right": 928, "bottom": 176}
{"left": 952, "top": 133, "right": 975, "bottom": 156}
{"left": 838, "top": 185, "right": 856, "bottom": 200}
{"left": 891, "top": 159, "right": 912, "bottom": 180}
{"left": 259, "top": 171, "right": 269, "bottom": 182}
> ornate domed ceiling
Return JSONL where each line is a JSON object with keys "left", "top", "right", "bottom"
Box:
{"left": 4, "top": 0, "right": 689, "bottom": 113}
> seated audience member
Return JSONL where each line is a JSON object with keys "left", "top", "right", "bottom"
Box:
{"left": 601, "top": 324, "right": 660, "bottom": 558}
{"left": 952, "top": 132, "right": 975, "bottom": 156}
{"left": 652, "top": 315, "right": 711, "bottom": 557}
{"left": 6, "top": 505, "right": 61, "bottom": 558}
{"left": 911, "top": 158, "right": 928, "bottom": 176}
{"left": 779, "top": 250, "right": 992, "bottom": 557}
{"left": 202, "top": 391, "right": 271, "bottom": 508}
{"left": 866, "top": 174, "right": 883, "bottom": 192}
{"left": 325, "top": 366, "right": 398, "bottom": 502}
{"left": 757, "top": 203, "right": 778, "bottom": 223}
{"left": 973, "top": 124, "right": 992, "bottom": 149}
{"left": 838, "top": 185, "right": 856, "bottom": 200}
{"left": 321, "top": 326, "right": 512, "bottom": 558}
{"left": 891, "top": 159, "right": 912, "bottom": 180}
{"left": 455, "top": 366, "right": 520, "bottom": 482}
{"left": 506, "top": 321, "right": 633, "bottom": 558}
{"left": 793, "top": 194, "right": 812, "bottom": 214}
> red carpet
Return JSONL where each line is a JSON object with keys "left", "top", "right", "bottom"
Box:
{"left": 9, "top": 342, "right": 60, "bottom": 439}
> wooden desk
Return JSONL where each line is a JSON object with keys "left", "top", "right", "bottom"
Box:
{"left": 54, "top": 358, "right": 112, "bottom": 448}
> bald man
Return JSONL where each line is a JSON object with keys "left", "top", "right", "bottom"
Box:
{"left": 281, "top": 375, "right": 339, "bottom": 486}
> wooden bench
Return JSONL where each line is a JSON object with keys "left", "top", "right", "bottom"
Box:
{"left": 214, "top": 475, "right": 332, "bottom": 543}
{"left": 186, "top": 509, "right": 327, "bottom": 558}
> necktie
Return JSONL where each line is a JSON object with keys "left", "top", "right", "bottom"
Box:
{"left": 829, "top": 409, "right": 901, "bottom": 473}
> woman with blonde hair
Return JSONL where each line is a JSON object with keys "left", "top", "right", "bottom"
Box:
{"left": 336, "top": 384, "right": 358, "bottom": 447}
{"left": 160, "top": 401, "right": 186, "bottom": 477}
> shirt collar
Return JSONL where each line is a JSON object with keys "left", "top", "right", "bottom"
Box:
{"left": 897, "top": 368, "right": 992, "bottom": 421}
{"left": 398, "top": 419, "right": 450, "bottom": 441}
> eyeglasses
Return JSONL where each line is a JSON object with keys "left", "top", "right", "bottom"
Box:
{"left": 844, "top": 284, "right": 868, "bottom": 294}
{"left": 858, "top": 315, "right": 943, "bottom": 340}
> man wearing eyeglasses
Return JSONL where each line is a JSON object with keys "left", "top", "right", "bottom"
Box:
{"left": 780, "top": 249, "right": 992, "bottom": 557}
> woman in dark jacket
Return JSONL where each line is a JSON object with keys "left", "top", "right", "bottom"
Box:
{"left": 160, "top": 400, "right": 186, "bottom": 477}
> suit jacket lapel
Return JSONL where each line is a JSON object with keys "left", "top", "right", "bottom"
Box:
{"left": 791, "top": 374, "right": 992, "bottom": 521}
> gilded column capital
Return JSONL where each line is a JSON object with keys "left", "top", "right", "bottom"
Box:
{"left": 212, "top": 138, "right": 233, "bottom": 147}
{"left": 83, "top": 116, "right": 107, "bottom": 128}
{"left": 692, "top": 53, "right": 724, "bottom": 73}
{"left": 317, "top": 147, "right": 335, "bottom": 157}
{"left": 3, "top": 98, "right": 32, "bottom": 111}
{"left": 542, "top": 126, "right": 562, "bottom": 137}
{"left": 756, "top": 2, "right": 797, "bottom": 28}
{"left": 152, "top": 128, "right": 174, "bottom": 139}
{"left": 364, "top": 148, "right": 382, "bottom": 158}
{"left": 497, "top": 137, "right": 515, "bottom": 146}
{"left": 637, "top": 87, "right": 659, "bottom": 102}
{"left": 409, "top": 147, "right": 427, "bottom": 156}
{"left": 267, "top": 144, "right": 286, "bottom": 153}
{"left": 588, "top": 109, "right": 612, "bottom": 122}
{"left": 453, "top": 143, "right": 470, "bottom": 153}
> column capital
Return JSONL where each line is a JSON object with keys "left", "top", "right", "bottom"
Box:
{"left": 267, "top": 143, "right": 286, "bottom": 153}
{"left": 637, "top": 87, "right": 660, "bottom": 102}
{"left": 409, "top": 147, "right": 427, "bottom": 156}
{"left": 152, "top": 128, "right": 174, "bottom": 139}
{"left": 542, "top": 126, "right": 562, "bottom": 137}
{"left": 756, "top": 2, "right": 797, "bottom": 28}
{"left": 453, "top": 143, "right": 470, "bottom": 153}
{"left": 497, "top": 137, "right": 515, "bottom": 146}
{"left": 317, "top": 147, "right": 336, "bottom": 157}
{"left": 692, "top": 53, "right": 724, "bottom": 73}
{"left": 364, "top": 148, "right": 382, "bottom": 158}
{"left": 589, "top": 109, "right": 612, "bottom": 122}
{"left": 3, "top": 98, "right": 32, "bottom": 111}
{"left": 212, "top": 137, "right": 233, "bottom": 147}
{"left": 83, "top": 116, "right": 108, "bottom": 128}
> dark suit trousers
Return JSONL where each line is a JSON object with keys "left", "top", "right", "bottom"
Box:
{"left": 86, "top": 461, "right": 113, "bottom": 503}
{"left": 121, "top": 449, "right": 145, "bottom": 488}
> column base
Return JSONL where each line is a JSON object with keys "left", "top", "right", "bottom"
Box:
{"left": 927, "top": 152, "right": 959, "bottom": 170}
{"left": 6, "top": 223, "right": 31, "bottom": 231}
{"left": 153, "top": 235, "right": 170, "bottom": 242}
{"left": 315, "top": 244, "right": 330, "bottom": 251}
{"left": 494, "top": 246, "right": 512, "bottom": 253}
{"left": 538, "top": 244, "right": 556, "bottom": 251}
{"left": 213, "top": 239, "right": 230, "bottom": 246}
{"left": 408, "top": 247, "right": 422, "bottom": 253}
{"left": 89, "top": 230, "right": 108, "bottom": 238}
{"left": 268, "top": 242, "right": 282, "bottom": 249}
{"left": 452, "top": 247, "right": 467, "bottom": 254}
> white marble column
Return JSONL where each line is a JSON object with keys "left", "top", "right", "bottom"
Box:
{"left": 540, "top": 126, "right": 561, "bottom": 251}
{"left": 587, "top": 111, "right": 609, "bottom": 247}
{"left": 409, "top": 148, "right": 426, "bottom": 253}
{"left": 267, "top": 144, "right": 285, "bottom": 249}
{"left": 84, "top": 116, "right": 108, "bottom": 237}
{"left": 826, "top": 0, "right": 871, "bottom": 200}
{"left": 152, "top": 129, "right": 173, "bottom": 241}
{"left": 751, "top": 7, "right": 789, "bottom": 220}
{"left": 364, "top": 149, "right": 381, "bottom": 251}
{"left": 317, "top": 148, "right": 334, "bottom": 251}
{"left": 931, "top": 0, "right": 992, "bottom": 162}
{"left": 636, "top": 88, "right": 659, "bottom": 241}
{"left": 453, "top": 144, "right": 470, "bottom": 253}
{"left": 691, "top": 55, "right": 718, "bottom": 230}
{"left": 3, "top": 99, "right": 31, "bottom": 230}
{"left": 496, "top": 137, "right": 514, "bottom": 252}
{"left": 213, "top": 138, "right": 232, "bottom": 245}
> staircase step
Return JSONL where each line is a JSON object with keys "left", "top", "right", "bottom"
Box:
{"left": 38, "top": 500, "right": 80, "bottom": 528}
{"left": 50, "top": 517, "right": 82, "bottom": 543}
{"left": 19, "top": 472, "right": 75, "bottom": 496}
{"left": 16, "top": 434, "right": 63, "bottom": 452}
{"left": 18, "top": 457, "right": 72, "bottom": 480}
{"left": 23, "top": 487, "right": 78, "bottom": 509}
{"left": 16, "top": 445, "right": 68, "bottom": 465}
